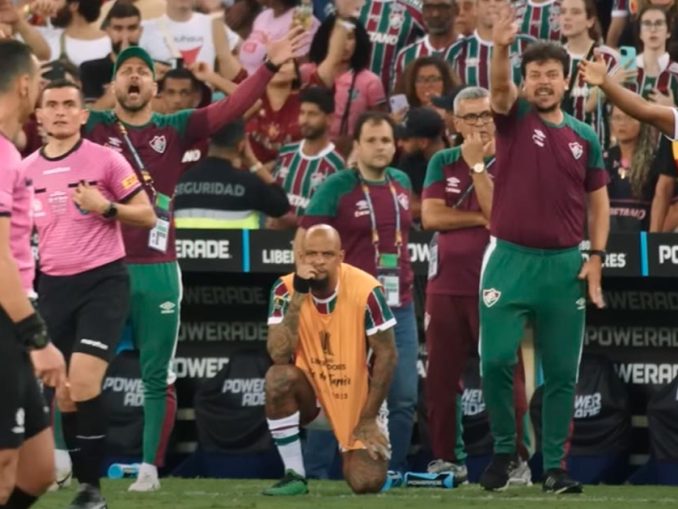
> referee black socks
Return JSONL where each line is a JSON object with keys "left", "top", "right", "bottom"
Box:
{"left": 75, "top": 394, "right": 107, "bottom": 490}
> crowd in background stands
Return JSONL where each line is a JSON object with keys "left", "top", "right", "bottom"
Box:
{"left": 3, "top": 0, "right": 677, "bottom": 233}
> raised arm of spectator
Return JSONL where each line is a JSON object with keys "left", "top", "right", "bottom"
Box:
{"left": 580, "top": 55, "right": 677, "bottom": 138}
{"left": 185, "top": 28, "right": 307, "bottom": 142}
{"left": 212, "top": 17, "right": 245, "bottom": 81}
{"left": 315, "top": 17, "right": 350, "bottom": 88}
{"left": 490, "top": 6, "right": 519, "bottom": 114}
{"left": 5, "top": 3, "right": 51, "bottom": 61}
{"left": 605, "top": 15, "right": 627, "bottom": 48}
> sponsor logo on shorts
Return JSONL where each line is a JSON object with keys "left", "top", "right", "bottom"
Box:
{"left": 160, "top": 301, "right": 177, "bottom": 314}
{"left": 12, "top": 408, "right": 25, "bottom": 434}
{"left": 576, "top": 297, "right": 586, "bottom": 310}
{"left": 80, "top": 338, "right": 109, "bottom": 351}
{"left": 482, "top": 288, "right": 501, "bottom": 307}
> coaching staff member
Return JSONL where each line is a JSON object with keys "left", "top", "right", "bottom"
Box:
{"left": 23, "top": 80, "right": 155, "bottom": 509}
{"left": 479, "top": 7, "right": 609, "bottom": 494}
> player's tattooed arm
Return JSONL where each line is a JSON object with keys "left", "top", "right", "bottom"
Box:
{"left": 267, "top": 292, "right": 306, "bottom": 364}
{"left": 361, "top": 327, "right": 398, "bottom": 419}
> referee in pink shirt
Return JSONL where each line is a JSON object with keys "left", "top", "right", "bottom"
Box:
{"left": 23, "top": 80, "right": 156, "bottom": 509}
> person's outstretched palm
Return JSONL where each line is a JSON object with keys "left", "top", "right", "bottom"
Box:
{"left": 266, "top": 27, "right": 308, "bottom": 67}
{"left": 493, "top": 6, "right": 517, "bottom": 47}
{"left": 579, "top": 54, "right": 608, "bottom": 86}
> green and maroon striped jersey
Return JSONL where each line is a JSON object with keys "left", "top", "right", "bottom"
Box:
{"left": 359, "top": 0, "right": 425, "bottom": 93}
{"left": 445, "top": 32, "right": 535, "bottom": 87}
{"left": 566, "top": 45, "right": 620, "bottom": 147}
{"left": 515, "top": 0, "right": 562, "bottom": 41}
{"left": 268, "top": 277, "right": 396, "bottom": 335}
{"left": 627, "top": 55, "right": 678, "bottom": 103}
{"left": 273, "top": 140, "right": 345, "bottom": 216}
{"left": 392, "top": 35, "right": 452, "bottom": 89}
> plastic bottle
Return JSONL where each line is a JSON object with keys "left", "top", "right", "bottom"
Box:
{"left": 292, "top": 0, "right": 313, "bottom": 30}
{"left": 107, "top": 463, "right": 141, "bottom": 479}
{"left": 403, "top": 472, "right": 455, "bottom": 488}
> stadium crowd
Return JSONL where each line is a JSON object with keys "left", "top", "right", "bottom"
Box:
{"left": 0, "top": 0, "right": 677, "bottom": 507}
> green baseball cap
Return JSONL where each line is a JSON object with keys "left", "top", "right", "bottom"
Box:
{"left": 112, "top": 46, "right": 156, "bottom": 79}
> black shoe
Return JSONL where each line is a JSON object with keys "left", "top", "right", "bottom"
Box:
{"left": 480, "top": 454, "right": 515, "bottom": 492}
{"left": 68, "top": 484, "right": 108, "bottom": 509}
{"left": 542, "top": 468, "right": 583, "bottom": 494}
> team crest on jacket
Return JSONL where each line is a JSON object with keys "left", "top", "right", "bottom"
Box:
{"left": 483, "top": 288, "right": 501, "bottom": 307}
{"left": 569, "top": 142, "right": 583, "bottom": 160}
{"left": 149, "top": 135, "right": 167, "bottom": 154}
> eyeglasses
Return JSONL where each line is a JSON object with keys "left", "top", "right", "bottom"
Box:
{"left": 416, "top": 75, "right": 443, "bottom": 84}
{"left": 457, "top": 111, "right": 493, "bottom": 124}
{"left": 640, "top": 19, "right": 666, "bottom": 30}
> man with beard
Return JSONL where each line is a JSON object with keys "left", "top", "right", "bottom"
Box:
{"left": 269, "top": 86, "right": 345, "bottom": 230}
{"left": 264, "top": 224, "right": 397, "bottom": 495}
{"left": 478, "top": 7, "right": 609, "bottom": 493}
{"left": 392, "top": 0, "right": 458, "bottom": 90}
{"left": 396, "top": 107, "right": 447, "bottom": 225}
{"left": 297, "top": 112, "right": 417, "bottom": 478}
{"left": 421, "top": 86, "right": 531, "bottom": 485}
{"left": 80, "top": 2, "right": 143, "bottom": 105}
{"left": 82, "top": 33, "right": 303, "bottom": 492}
{"left": 24, "top": 79, "right": 156, "bottom": 509}
{"left": 0, "top": 39, "right": 66, "bottom": 509}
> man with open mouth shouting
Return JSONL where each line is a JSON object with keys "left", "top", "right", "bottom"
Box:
{"left": 81, "top": 29, "right": 307, "bottom": 493}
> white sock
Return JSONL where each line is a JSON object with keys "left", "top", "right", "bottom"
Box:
{"left": 138, "top": 463, "right": 158, "bottom": 479}
{"left": 267, "top": 411, "right": 305, "bottom": 477}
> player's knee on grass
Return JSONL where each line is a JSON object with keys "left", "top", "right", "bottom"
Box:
{"left": 0, "top": 450, "right": 19, "bottom": 503}
{"left": 16, "top": 429, "right": 56, "bottom": 495}
{"left": 343, "top": 450, "right": 387, "bottom": 495}
{"left": 265, "top": 364, "right": 302, "bottom": 405}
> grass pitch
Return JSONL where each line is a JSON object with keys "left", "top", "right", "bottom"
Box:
{"left": 34, "top": 479, "right": 678, "bottom": 509}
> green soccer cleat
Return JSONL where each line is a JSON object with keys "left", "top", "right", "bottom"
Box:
{"left": 262, "top": 470, "right": 309, "bottom": 496}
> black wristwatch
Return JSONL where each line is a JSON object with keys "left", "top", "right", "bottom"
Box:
{"left": 589, "top": 249, "right": 606, "bottom": 260}
{"left": 15, "top": 312, "right": 50, "bottom": 350}
{"left": 264, "top": 58, "right": 282, "bottom": 73}
{"left": 102, "top": 202, "right": 118, "bottom": 219}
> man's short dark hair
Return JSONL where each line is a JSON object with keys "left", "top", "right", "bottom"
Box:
{"left": 103, "top": 1, "right": 142, "bottom": 28}
{"left": 160, "top": 68, "right": 200, "bottom": 92}
{"left": 70, "top": 0, "right": 102, "bottom": 23}
{"left": 520, "top": 41, "right": 570, "bottom": 79}
{"left": 211, "top": 119, "right": 246, "bottom": 149}
{"left": 353, "top": 111, "right": 397, "bottom": 141}
{"left": 299, "top": 86, "right": 334, "bottom": 114}
{"left": 0, "top": 40, "right": 35, "bottom": 94}
{"left": 41, "top": 79, "right": 85, "bottom": 106}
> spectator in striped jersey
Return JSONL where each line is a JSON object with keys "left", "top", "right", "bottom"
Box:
{"left": 269, "top": 86, "right": 345, "bottom": 229}
{"left": 392, "top": 0, "right": 458, "bottom": 91}
{"left": 649, "top": 136, "right": 678, "bottom": 231}
{"left": 606, "top": 0, "right": 631, "bottom": 47}
{"left": 560, "top": 0, "right": 621, "bottom": 147}
{"left": 454, "top": 0, "right": 478, "bottom": 37}
{"left": 626, "top": 6, "right": 678, "bottom": 103}
{"left": 445, "top": 0, "right": 535, "bottom": 88}
{"left": 514, "top": 0, "right": 563, "bottom": 41}
{"left": 399, "top": 55, "right": 457, "bottom": 109}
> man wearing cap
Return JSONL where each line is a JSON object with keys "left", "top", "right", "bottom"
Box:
{"left": 397, "top": 107, "right": 448, "bottom": 225}
{"left": 82, "top": 33, "right": 304, "bottom": 492}
{"left": 421, "top": 86, "right": 530, "bottom": 484}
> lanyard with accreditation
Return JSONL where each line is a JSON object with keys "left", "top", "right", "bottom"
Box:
{"left": 115, "top": 117, "right": 171, "bottom": 253}
{"left": 357, "top": 170, "right": 403, "bottom": 308}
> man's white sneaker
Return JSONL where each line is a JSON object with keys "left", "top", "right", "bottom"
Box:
{"left": 508, "top": 459, "right": 533, "bottom": 486}
{"left": 128, "top": 472, "right": 160, "bottom": 492}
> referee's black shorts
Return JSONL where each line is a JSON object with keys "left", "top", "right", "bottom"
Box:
{"left": 0, "top": 309, "right": 50, "bottom": 449}
{"left": 38, "top": 259, "right": 130, "bottom": 363}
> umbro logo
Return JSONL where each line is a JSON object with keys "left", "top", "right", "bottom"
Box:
{"left": 160, "top": 301, "right": 176, "bottom": 314}
{"left": 532, "top": 129, "right": 546, "bottom": 147}
{"left": 11, "top": 408, "right": 24, "bottom": 434}
{"left": 576, "top": 297, "right": 586, "bottom": 310}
